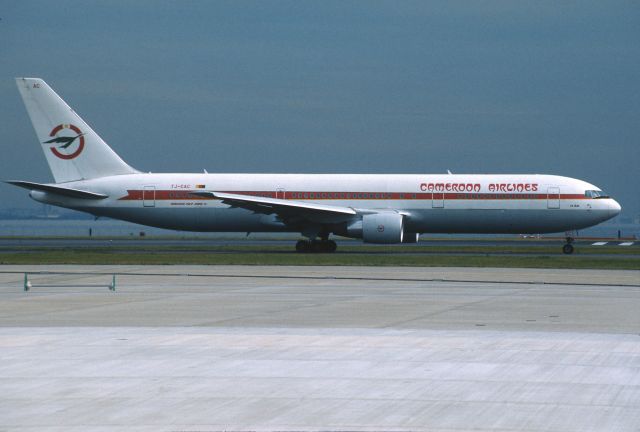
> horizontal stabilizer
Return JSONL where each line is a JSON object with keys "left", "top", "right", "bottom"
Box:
{"left": 6, "top": 180, "right": 108, "bottom": 200}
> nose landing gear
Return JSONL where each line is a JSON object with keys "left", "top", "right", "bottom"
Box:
{"left": 562, "top": 237, "right": 575, "bottom": 254}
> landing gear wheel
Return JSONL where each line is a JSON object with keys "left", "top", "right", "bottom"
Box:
{"left": 310, "top": 241, "right": 324, "bottom": 253}
{"left": 562, "top": 244, "right": 574, "bottom": 254}
{"left": 296, "top": 240, "right": 310, "bottom": 253}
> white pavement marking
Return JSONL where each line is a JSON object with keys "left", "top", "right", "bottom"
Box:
{"left": 619, "top": 242, "right": 634, "bottom": 246}
{"left": 592, "top": 241, "right": 608, "bottom": 246}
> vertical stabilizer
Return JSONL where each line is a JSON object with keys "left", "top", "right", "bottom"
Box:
{"left": 16, "top": 77, "right": 137, "bottom": 183}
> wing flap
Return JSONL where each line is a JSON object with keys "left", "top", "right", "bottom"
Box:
{"left": 6, "top": 180, "right": 108, "bottom": 200}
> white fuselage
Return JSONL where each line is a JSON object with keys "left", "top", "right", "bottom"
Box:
{"left": 31, "top": 173, "right": 621, "bottom": 235}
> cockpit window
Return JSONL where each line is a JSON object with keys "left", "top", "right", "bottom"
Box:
{"left": 585, "top": 190, "right": 610, "bottom": 199}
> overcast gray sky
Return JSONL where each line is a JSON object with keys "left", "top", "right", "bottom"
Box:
{"left": 1, "top": 1, "right": 639, "bottom": 216}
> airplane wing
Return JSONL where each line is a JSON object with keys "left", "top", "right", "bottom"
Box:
{"left": 190, "top": 191, "right": 357, "bottom": 224}
{"left": 6, "top": 180, "right": 108, "bottom": 200}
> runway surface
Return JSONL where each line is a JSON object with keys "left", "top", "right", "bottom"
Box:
{"left": 1, "top": 265, "right": 640, "bottom": 431}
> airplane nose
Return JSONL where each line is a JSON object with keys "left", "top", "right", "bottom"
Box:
{"left": 609, "top": 199, "right": 622, "bottom": 217}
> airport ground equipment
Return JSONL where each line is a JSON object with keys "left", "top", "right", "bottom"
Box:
{"left": 23, "top": 273, "right": 116, "bottom": 292}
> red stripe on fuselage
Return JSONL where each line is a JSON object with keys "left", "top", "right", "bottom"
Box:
{"left": 118, "top": 190, "right": 212, "bottom": 200}
{"left": 118, "top": 190, "right": 588, "bottom": 201}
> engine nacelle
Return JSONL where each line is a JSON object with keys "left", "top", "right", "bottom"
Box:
{"left": 361, "top": 213, "right": 404, "bottom": 244}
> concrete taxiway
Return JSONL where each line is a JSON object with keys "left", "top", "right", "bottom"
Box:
{"left": 1, "top": 265, "right": 639, "bottom": 431}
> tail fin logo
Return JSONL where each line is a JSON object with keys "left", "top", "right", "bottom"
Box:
{"left": 43, "top": 124, "right": 85, "bottom": 160}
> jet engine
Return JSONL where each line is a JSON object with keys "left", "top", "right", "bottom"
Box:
{"left": 359, "top": 213, "right": 405, "bottom": 244}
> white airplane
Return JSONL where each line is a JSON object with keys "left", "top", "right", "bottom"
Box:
{"left": 9, "top": 78, "right": 621, "bottom": 254}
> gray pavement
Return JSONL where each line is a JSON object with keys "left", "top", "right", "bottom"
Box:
{"left": 1, "top": 265, "right": 640, "bottom": 431}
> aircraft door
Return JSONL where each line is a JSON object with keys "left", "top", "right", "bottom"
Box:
{"left": 547, "top": 187, "right": 560, "bottom": 209}
{"left": 143, "top": 185, "right": 156, "bottom": 207}
{"left": 432, "top": 192, "right": 444, "bottom": 208}
{"left": 276, "top": 188, "right": 286, "bottom": 199}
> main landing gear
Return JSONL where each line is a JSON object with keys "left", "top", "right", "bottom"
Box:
{"left": 562, "top": 237, "right": 575, "bottom": 255}
{"left": 295, "top": 239, "right": 337, "bottom": 253}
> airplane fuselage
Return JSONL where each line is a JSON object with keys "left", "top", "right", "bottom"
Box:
{"left": 30, "top": 173, "right": 620, "bottom": 235}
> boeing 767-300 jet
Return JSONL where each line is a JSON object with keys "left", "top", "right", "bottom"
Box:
{"left": 8, "top": 78, "right": 621, "bottom": 253}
